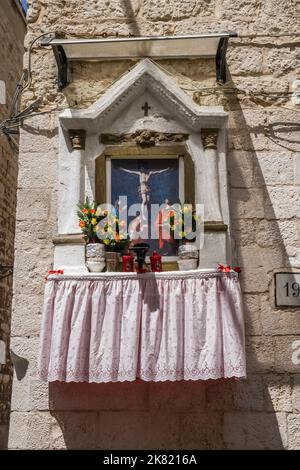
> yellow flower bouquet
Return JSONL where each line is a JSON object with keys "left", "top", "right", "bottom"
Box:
{"left": 77, "top": 197, "right": 101, "bottom": 243}
{"left": 95, "top": 207, "right": 130, "bottom": 252}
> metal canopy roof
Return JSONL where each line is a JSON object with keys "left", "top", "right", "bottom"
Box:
{"left": 42, "top": 32, "right": 237, "bottom": 89}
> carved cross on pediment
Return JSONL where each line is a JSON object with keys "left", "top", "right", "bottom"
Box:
{"left": 141, "top": 102, "right": 151, "bottom": 116}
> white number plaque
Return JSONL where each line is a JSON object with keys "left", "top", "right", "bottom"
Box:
{"left": 275, "top": 273, "right": 300, "bottom": 307}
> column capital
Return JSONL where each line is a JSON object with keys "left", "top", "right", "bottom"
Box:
{"left": 69, "top": 129, "right": 86, "bottom": 150}
{"left": 201, "top": 128, "right": 219, "bottom": 150}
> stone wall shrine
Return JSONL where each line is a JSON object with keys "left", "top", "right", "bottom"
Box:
{"left": 37, "top": 38, "right": 246, "bottom": 384}
{"left": 9, "top": 4, "right": 300, "bottom": 450}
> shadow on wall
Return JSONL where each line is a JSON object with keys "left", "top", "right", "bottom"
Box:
{"left": 49, "top": 375, "right": 285, "bottom": 450}
{"left": 224, "top": 71, "right": 295, "bottom": 450}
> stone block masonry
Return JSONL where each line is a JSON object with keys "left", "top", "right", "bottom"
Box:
{"left": 9, "top": 0, "right": 300, "bottom": 449}
{"left": 0, "top": 0, "right": 26, "bottom": 449}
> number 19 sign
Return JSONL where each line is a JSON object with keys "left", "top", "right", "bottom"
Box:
{"left": 275, "top": 273, "right": 300, "bottom": 307}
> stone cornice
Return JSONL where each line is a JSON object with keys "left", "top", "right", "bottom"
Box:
{"left": 204, "top": 221, "right": 227, "bottom": 231}
{"left": 53, "top": 234, "right": 86, "bottom": 245}
{"left": 100, "top": 130, "right": 188, "bottom": 147}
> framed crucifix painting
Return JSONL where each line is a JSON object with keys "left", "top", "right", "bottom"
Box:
{"left": 105, "top": 154, "right": 184, "bottom": 260}
{"left": 95, "top": 146, "right": 195, "bottom": 263}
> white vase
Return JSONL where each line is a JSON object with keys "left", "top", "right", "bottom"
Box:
{"left": 177, "top": 259, "right": 198, "bottom": 271}
{"left": 178, "top": 242, "right": 199, "bottom": 260}
{"left": 86, "top": 243, "right": 106, "bottom": 272}
{"left": 86, "top": 259, "right": 106, "bottom": 272}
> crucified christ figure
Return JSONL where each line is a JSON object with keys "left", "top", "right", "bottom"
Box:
{"left": 120, "top": 165, "right": 170, "bottom": 242}
{"left": 120, "top": 166, "right": 170, "bottom": 207}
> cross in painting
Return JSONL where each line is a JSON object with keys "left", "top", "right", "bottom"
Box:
{"left": 141, "top": 102, "right": 151, "bottom": 117}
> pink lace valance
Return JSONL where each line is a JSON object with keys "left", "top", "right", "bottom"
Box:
{"left": 38, "top": 271, "right": 246, "bottom": 383}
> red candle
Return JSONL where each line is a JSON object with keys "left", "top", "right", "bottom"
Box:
{"left": 150, "top": 251, "right": 162, "bottom": 272}
{"left": 122, "top": 253, "right": 134, "bottom": 272}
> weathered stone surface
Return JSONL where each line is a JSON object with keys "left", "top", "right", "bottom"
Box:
{"left": 239, "top": 267, "right": 270, "bottom": 293}
{"left": 17, "top": 151, "right": 57, "bottom": 189}
{"left": 26, "top": 412, "right": 52, "bottom": 450}
{"left": 149, "top": 381, "right": 206, "bottom": 411}
{"left": 96, "top": 411, "right": 180, "bottom": 449}
{"left": 224, "top": 412, "right": 287, "bottom": 449}
{"left": 216, "top": 0, "right": 261, "bottom": 19}
{"left": 230, "top": 189, "right": 265, "bottom": 219}
{"left": 228, "top": 150, "right": 254, "bottom": 188}
{"left": 263, "top": 374, "right": 292, "bottom": 412}
{"left": 16, "top": 189, "right": 52, "bottom": 221}
{"left": 207, "top": 375, "right": 265, "bottom": 412}
{"left": 10, "top": 336, "right": 40, "bottom": 379}
{"left": 50, "top": 412, "right": 98, "bottom": 450}
{"left": 49, "top": 381, "right": 148, "bottom": 411}
{"left": 256, "top": 219, "right": 298, "bottom": 248}
{"left": 29, "top": 378, "right": 49, "bottom": 411}
{"left": 234, "top": 376, "right": 265, "bottom": 411}
{"left": 254, "top": 151, "right": 295, "bottom": 186}
{"left": 237, "top": 245, "right": 287, "bottom": 270}
{"left": 243, "top": 294, "right": 262, "bottom": 335}
{"left": 206, "top": 379, "right": 235, "bottom": 411}
{"left": 0, "top": 0, "right": 26, "bottom": 449}
{"left": 8, "top": 412, "right": 29, "bottom": 449}
{"left": 287, "top": 414, "right": 300, "bottom": 449}
{"left": 51, "top": 419, "right": 67, "bottom": 449}
{"left": 11, "top": 294, "right": 43, "bottom": 337}
{"left": 292, "top": 375, "right": 300, "bottom": 413}
{"left": 180, "top": 412, "right": 223, "bottom": 449}
{"left": 10, "top": 370, "right": 30, "bottom": 412}
{"left": 264, "top": 48, "right": 300, "bottom": 77}
{"left": 19, "top": 115, "right": 58, "bottom": 154}
{"left": 261, "top": 295, "right": 300, "bottom": 336}
{"left": 227, "top": 47, "right": 263, "bottom": 76}
{"left": 65, "top": 0, "right": 141, "bottom": 19}
{"left": 246, "top": 336, "right": 276, "bottom": 373}
{"left": 295, "top": 155, "right": 300, "bottom": 185}
{"left": 274, "top": 336, "right": 300, "bottom": 373}
{"left": 142, "top": 0, "right": 214, "bottom": 21}
{"left": 231, "top": 219, "right": 257, "bottom": 246}
{"left": 265, "top": 187, "right": 300, "bottom": 220}
{"left": 98, "top": 411, "right": 180, "bottom": 449}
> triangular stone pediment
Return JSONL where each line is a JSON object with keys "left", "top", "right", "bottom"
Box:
{"left": 60, "top": 59, "right": 227, "bottom": 133}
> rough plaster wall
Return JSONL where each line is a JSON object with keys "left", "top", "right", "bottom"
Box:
{"left": 9, "top": 0, "right": 300, "bottom": 449}
{"left": 0, "top": 0, "right": 26, "bottom": 450}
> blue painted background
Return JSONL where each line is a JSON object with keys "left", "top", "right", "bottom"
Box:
{"left": 111, "top": 158, "right": 179, "bottom": 256}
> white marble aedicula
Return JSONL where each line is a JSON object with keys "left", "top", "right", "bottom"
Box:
{"left": 55, "top": 59, "right": 231, "bottom": 273}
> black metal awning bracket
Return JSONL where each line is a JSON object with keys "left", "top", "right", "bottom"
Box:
{"left": 216, "top": 32, "right": 237, "bottom": 84}
{"left": 216, "top": 37, "right": 229, "bottom": 84}
{"left": 52, "top": 45, "right": 69, "bottom": 90}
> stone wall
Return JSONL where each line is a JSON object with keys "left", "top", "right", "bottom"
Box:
{"left": 0, "top": 0, "right": 26, "bottom": 449}
{"left": 9, "top": 0, "right": 300, "bottom": 449}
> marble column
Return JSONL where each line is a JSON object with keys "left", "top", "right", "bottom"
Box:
{"left": 54, "top": 128, "right": 87, "bottom": 273}
{"left": 200, "top": 128, "right": 223, "bottom": 222}
{"left": 61, "top": 129, "right": 86, "bottom": 234}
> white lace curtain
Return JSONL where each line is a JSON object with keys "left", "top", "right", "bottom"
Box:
{"left": 38, "top": 271, "right": 246, "bottom": 383}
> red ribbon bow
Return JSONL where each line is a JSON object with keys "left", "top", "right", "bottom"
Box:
{"left": 45, "top": 269, "right": 64, "bottom": 281}
{"left": 218, "top": 264, "right": 241, "bottom": 273}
